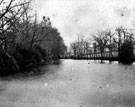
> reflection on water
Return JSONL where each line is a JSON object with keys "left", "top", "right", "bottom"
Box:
{"left": 1, "top": 60, "right": 63, "bottom": 81}
{"left": 0, "top": 59, "right": 135, "bottom": 107}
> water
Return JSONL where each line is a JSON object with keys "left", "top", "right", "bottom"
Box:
{"left": 0, "top": 59, "right": 135, "bottom": 107}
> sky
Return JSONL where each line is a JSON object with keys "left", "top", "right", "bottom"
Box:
{"left": 33, "top": 0, "right": 135, "bottom": 46}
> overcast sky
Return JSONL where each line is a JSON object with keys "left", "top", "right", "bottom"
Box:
{"left": 33, "top": 0, "right": 135, "bottom": 46}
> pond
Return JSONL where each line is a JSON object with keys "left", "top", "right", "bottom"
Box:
{"left": 0, "top": 59, "right": 135, "bottom": 107}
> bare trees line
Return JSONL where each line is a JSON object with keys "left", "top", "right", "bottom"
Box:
{"left": 70, "top": 27, "right": 134, "bottom": 63}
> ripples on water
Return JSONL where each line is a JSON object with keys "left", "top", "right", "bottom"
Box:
{"left": 0, "top": 59, "right": 135, "bottom": 107}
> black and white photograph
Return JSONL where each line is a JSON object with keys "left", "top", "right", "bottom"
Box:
{"left": 0, "top": 0, "right": 135, "bottom": 107}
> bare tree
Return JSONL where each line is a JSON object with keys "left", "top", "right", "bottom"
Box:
{"left": 70, "top": 42, "right": 78, "bottom": 58}
{"left": 93, "top": 31, "right": 108, "bottom": 62}
{"left": 105, "top": 29, "right": 115, "bottom": 58}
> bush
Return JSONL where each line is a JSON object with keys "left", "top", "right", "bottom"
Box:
{"left": 14, "top": 44, "right": 32, "bottom": 67}
{"left": 12, "top": 44, "right": 46, "bottom": 68}
{"left": 0, "top": 48, "right": 18, "bottom": 74}
{"left": 119, "top": 41, "right": 134, "bottom": 64}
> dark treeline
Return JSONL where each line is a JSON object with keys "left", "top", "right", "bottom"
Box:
{"left": 0, "top": 0, "right": 67, "bottom": 75}
{"left": 70, "top": 27, "right": 134, "bottom": 64}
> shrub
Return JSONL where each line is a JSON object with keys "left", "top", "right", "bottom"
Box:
{"left": 119, "top": 41, "right": 134, "bottom": 64}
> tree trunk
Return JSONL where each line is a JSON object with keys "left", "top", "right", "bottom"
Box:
{"left": 2, "top": 47, "right": 20, "bottom": 71}
{"left": 100, "top": 50, "right": 104, "bottom": 63}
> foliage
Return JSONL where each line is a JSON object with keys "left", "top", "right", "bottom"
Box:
{"left": 120, "top": 41, "right": 134, "bottom": 64}
{"left": 0, "top": 0, "right": 67, "bottom": 74}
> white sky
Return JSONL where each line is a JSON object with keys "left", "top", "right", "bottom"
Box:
{"left": 33, "top": 0, "right": 135, "bottom": 46}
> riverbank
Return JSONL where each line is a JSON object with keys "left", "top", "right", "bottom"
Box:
{"left": 0, "top": 59, "right": 56, "bottom": 77}
{"left": 61, "top": 56, "right": 135, "bottom": 64}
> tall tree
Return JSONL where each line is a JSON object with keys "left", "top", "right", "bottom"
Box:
{"left": 93, "top": 31, "right": 108, "bottom": 62}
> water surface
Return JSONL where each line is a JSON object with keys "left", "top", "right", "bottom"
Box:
{"left": 0, "top": 59, "right": 135, "bottom": 107}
